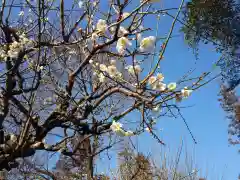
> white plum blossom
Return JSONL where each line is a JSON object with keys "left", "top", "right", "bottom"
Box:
{"left": 78, "top": 0, "right": 83, "bottom": 8}
{"left": 110, "top": 121, "right": 124, "bottom": 135}
{"left": 99, "top": 64, "right": 107, "bottom": 72}
{"left": 125, "top": 65, "right": 142, "bottom": 75}
{"left": 5, "top": 33, "right": 33, "bottom": 59}
{"left": 125, "top": 130, "right": 134, "bottom": 136}
{"left": 139, "top": 36, "right": 156, "bottom": 52}
{"left": 37, "top": 65, "right": 44, "bottom": 72}
{"left": 107, "top": 65, "right": 118, "bottom": 77}
{"left": 153, "top": 82, "right": 166, "bottom": 91}
{"left": 96, "top": 19, "right": 107, "bottom": 33}
{"left": 118, "top": 26, "right": 129, "bottom": 37}
{"left": 98, "top": 73, "right": 105, "bottom": 83}
{"left": 156, "top": 73, "right": 164, "bottom": 81}
{"left": 116, "top": 37, "right": 132, "bottom": 54}
{"left": 167, "top": 82, "right": 177, "bottom": 91}
{"left": 122, "top": 12, "right": 130, "bottom": 19}
{"left": 110, "top": 121, "right": 135, "bottom": 137}
{"left": 153, "top": 105, "right": 160, "bottom": 112}
{"left": 148, "top": 73, "right": 165, "bottom": 91}
{"left": 181, "top": 87, "right": 193, "bottom": 98}
{"left": 148, "top": 76, "right": 157, "bottom": 86}
{"left": 145, "top": 127, "right": 151, "bottom": 132}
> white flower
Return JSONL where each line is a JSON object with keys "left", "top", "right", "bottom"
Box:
{"left": 125, "top": 65, "right": 142, "bottom": 75}
{"left": 37, "top": 65, "right": 44, "bottom": 72}
{"left": 116, "top": 37, "right": 132, "bottom": 54}
{"left": 134, "top": 65, "right": 142, "bottom": 74}
{"left": 115, "top": 72, "right": 123, "bottom": 79}
{"left": 153, "top": 105, "right": 160, "bottom": 112}
{"left": 98, "top": 73, "right": 105, "bottom": 83}
{"left": 167, "top": 82, "right": 177, "bottom": 91}
{"left": 145, "top": 127, "right": 151, "bottom": 132}
{"left": 139, "top": 36, "right": 156, "bottom": 52}
{"left": 181, "top": 87, "right": 193, "bottom": 98}
{"left": 78, "top": 0, "right": 83, "bottom": 8}
{"left": 110, "top": 121, "right": 123, "bottom": 131}
{"left": 153, "top": 82, "right": 166, "bottom": 91}
{"left": 110, "top": 121, "right": 126, "bottom": 136}
{"left": 89, "top": 59, "right": 93, "bottom": 64}
{"left": 156, "top": 73, "right": 164, "bottom": 81}
{"left": 118, "top": 26, "right": 129, "bottom": 37}
{"left": 109, "top": 26, "right": 116, "bottom": 34}
{"left": 122, "top": 12, "right": 130, "bottom": 19}
{"left": 8, "top": 50, "right": 19, "bottom": 58}
{"left": 125, "top": 130, "right": 134, "bottom": 136}
{"left": 125, "top": 65, "right": 134, "bottom": 74}
{"left": 107, "top": 65, "right": 117, "bottom": 77}
{"left": 99, "top": 64, "right": 107, "bottom": 72}
{"left": 18, "top": 11, "right": 24, "bottom": 16}
{"left": 96, "top": 19, "right": 107, "bottom": 33}
{"left": 148, "top": 76, "right": 157, "bottom": 86}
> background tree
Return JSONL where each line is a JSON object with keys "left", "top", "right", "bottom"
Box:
{"left": 182, "top": 0, "right": 240, "bottom": 150}
{"left": 182, "top": 0, "right": 240, "bottom": 90}
{"left": 0, "top": 0, "right": 214, "bottom": 178}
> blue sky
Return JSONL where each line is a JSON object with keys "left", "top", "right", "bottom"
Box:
{"left": 2, "top": 0, "right": 239, "bottom": 179}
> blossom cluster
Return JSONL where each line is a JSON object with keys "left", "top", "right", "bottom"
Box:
{"left": 88, "top": 16, "right": 195, "bottom": 137}
{"left": 0, "top": 33, "right": 33, "bottom": 60}
{"left": 110, "top": 121, "right": 134, "bottom": 137}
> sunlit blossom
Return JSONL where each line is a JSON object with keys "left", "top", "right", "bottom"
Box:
{"left": 96, "top": 19, "right": 107, "bottom": 33}
{"left": 167, "top": 82, "right": 177, "bottom": 91}
{"left": 118, "top": 26, "right": 129, "bottom": 37}
{"left": 110, "top": 121, "right": 122, "bottom": 131}
{"left": 139, "top": 36, "right": 156, "bottom": 52}
{"left": 156, "top": 73, "right": 164, "bottom": 81}
{"left": 110, "top": 121, "right": 126, "bottom": 136}
{"left": 125, "top": 65, "right": 142, "bottom": 75}
{"left": 153, "top": 82, "right": 166, "bottom": 91}
{"left": 148, "top": 76, "right": 157, "bottom": 85}
{"left": 107, "top": 65, "right": 118, "bottom": 77}
{"left": 125, "top": 130, "right": 134, "bottom": 136}
{"left": 98, "top": 73, "right": 105, "bottom": 83}
{"left": 153, "top": 105, "right": 160, "bottom": 112}
{"left": 122, "top": 12, "right": 130, "bottom": 19}
{"left": 181, "top": 87, "right": 193, "bottom": 98}
{"left": 116, "top": 37, "right": 132, "bottom": 54}
{"left": 78, "top": 0, "right": 83, "bottom": 8}
{"left": 99, "top": 64, "right": 107, "bottom": 72}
